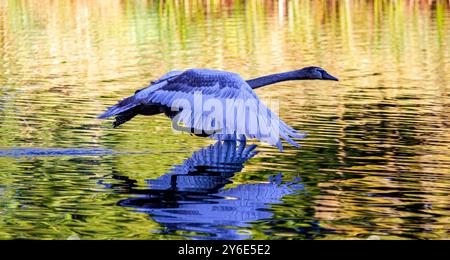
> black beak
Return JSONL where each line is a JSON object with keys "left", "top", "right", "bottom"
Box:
{"left": 322, "top": 71, "right": 339, "bottom": 81}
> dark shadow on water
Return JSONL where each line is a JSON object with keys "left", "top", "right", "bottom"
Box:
{"left": 102, "top": 141, "right": 309, "bottom": 240}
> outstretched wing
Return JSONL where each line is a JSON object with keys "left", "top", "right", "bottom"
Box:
{"left": 97, "top": 70, "right": 184, "bottom": 119}
{"left": 143, "top": 69, "right": 305, "bottom": 151}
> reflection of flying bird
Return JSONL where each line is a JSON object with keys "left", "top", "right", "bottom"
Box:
{"left": 146, "top": 140, "right": 258, "bottom": 193}
{"left": 105, "top": 141, "right": 304, "bottom": 240}
{"left": 98, "top": 67, "right": 338, "bottom": 151}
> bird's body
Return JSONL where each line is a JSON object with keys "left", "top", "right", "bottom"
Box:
{"left": 98, "top": 67, "right": 338, "bottom": 151}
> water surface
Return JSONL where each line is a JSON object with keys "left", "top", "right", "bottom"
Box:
{"left": 0, "top": 0, "right": 450, "bottom": 240}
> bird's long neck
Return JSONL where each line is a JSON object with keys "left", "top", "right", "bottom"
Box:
{"left": 247, "top": 70, "right": 303, "bottom": 89}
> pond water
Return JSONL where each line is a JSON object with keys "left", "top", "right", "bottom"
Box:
{"left": 0, "top": 0, "right": 450, "bottom": 240}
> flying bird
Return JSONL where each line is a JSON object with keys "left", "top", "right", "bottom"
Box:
{"left": 98, "top": 67, "right": 338, "bottom": 151}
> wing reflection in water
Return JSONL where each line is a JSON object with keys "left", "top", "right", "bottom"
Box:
{"left": 106, "top": 141, "right": 304, "bottom": 240}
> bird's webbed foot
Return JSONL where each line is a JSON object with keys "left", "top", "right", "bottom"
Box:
{"left": 112, "top": 113, "right": 137, "bottom": 128}
{"left": 112, "top": 118, "right": 124, "bottom": 128}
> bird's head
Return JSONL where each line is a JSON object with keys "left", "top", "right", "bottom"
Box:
{"left": 295, "top": 67, "right": 339, "bottom": 81}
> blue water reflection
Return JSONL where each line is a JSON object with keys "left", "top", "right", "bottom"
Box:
{"left": 105, "top": 141, "right": 305, "bottom": 239}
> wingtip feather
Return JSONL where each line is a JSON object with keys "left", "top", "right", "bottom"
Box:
{"left": 97, "top": 96, "right": 139, "bottom": 119}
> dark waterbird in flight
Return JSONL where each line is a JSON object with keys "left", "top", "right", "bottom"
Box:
{"left": 98, "top": 67, "right": 338, "bottom": 151}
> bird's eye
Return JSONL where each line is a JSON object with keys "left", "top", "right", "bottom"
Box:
{"left": 312, "top": 69, "right": 323, "bottom": 78}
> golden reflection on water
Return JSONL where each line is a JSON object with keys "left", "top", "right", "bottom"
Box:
{"left": 0, "top": 0, "right": 449, "bottom": 239}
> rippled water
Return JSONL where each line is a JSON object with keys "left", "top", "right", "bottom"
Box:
{"left": 0, "top": 0, "right": 450, "bottom": 240}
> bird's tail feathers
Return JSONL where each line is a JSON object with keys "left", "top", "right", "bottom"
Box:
{"left": 97, "top": 96, "right": 139, "bottom": 119}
